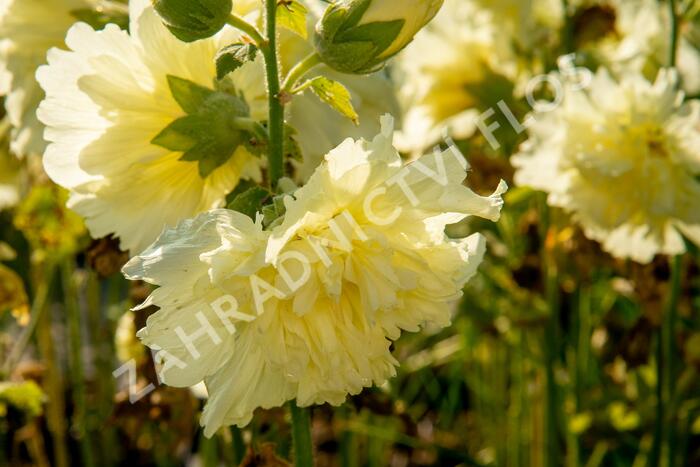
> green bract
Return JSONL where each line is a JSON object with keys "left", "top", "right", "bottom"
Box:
{"left": 314, "top": 0, "right": 444, "bottom": 74}
{"left": 152, "top": 0, "right": 232, "bottom": 42}
{"left": 152, "top": 76, "right": 260, "bottom": 178}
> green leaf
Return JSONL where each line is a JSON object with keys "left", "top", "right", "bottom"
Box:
{"left": 300, "top": 76, "right": 359, "bottom": 125}
{"left": 283, "top": 124, "right": 303, "bottom": 162}
{"left": 153, "top": 76, "right": 257, "bottom": 178}
{"left": 167, "top": 75, "right": 216, "bottom": 114}
{"left": 277, "top": 0, "right": 309, "bottom": 38}
{"left": 151, "top": 115, "right": 204, "bottom": 151}
{"left": 226, "top": 186, "right": 271, "bottom": 220}
{"left": 261, "top": 194, "right": 289, "bottom": 229}
{"left": 215, "top": 43, "right": 259, "bottom": 80}
{"left": 181, "top": 138, "right": 246, "bottom": 178}
{"left": 225, "top": 179, "right": 257, "bottom": 205}
{"left": 336, "top": 20, "right": 404, "bottom": 51}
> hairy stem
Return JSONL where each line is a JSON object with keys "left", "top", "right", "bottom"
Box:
{"left": 262, "top": 0, "right": 285, "bottom": 189}
{"left": 282, "top": 53, "right": 322, "bottom": 93}
{"left": 227, "top": 14, "right": 265, "bottom": 46}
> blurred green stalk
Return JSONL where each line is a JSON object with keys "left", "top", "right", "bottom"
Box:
{"left": 61, "top": 259, "right": 95, "bottom": 467}
{"left": 650, "top": 255, "right": 682, "bottom": 466}
{"left": 339, "top": 406, "right": 358, "bottom": 467}
{"left": 544, "top": 261, "right": 561, "bottom": 467}
{"left": 229, "top": 425, "right": 246, "bottom": 465}
{"left": 2, "top": 264, "right": 54, "bottom": 377}
{"left": 650, "top": 4, "right": 682, "bottom": 463}
{"left": 289, "top": 401, "right": 314, "bottom": 467}
{"left": 561, "top": 0, "right": 574, "bottom": 54}
{"left": 664, "top": 255, "right": 682, "bottom": 466}
{"left": 35, "top": 266, "right": 69, "bottom": 467}
{"left": 668, "top": 0, "right": 679, "bottom": 68}
{"left": 538, "top": 195, "right": 561, "bottom": 467}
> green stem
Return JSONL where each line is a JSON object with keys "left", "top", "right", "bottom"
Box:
{"left": 561, "top": 0, "right": 575, "bottom": 54}
{"left": 282, "top": 53, "right": 322, "bottom": 93}
{"left": 545, "top": 265, "right": 561, "bottom": 467}
{"left": 651, "top": 330, "right": 664, "bottom": 466}
{"left": 62, "top": 260, "right": 95, "bottom": 467}
{"left": 2, "top": 264, "right": 54, "bottom": 377}
{"left": 229, "top": 426, "right": 246, "bottom": 465}
{"left": 261, "top": 0, "right": 285, "bottom": 189}
{"left": 339, "top": 405, "right": 357, "bottom": 467}
{"left": 664, "top": 255, "right": 682, "bottom": 466}
{"left": 289, "top": 401, "right": 314, "bottom": 467}
{"left": 650, "top": 255, "right": 683, "bottom": 466}
{"left": 227, "top": 14, "right": 265, "bottom": 46}
{"left": 538, "top": 195, "right": 560, "bottom": 467}
{"left": 36, "top": 272, "right": 69, "bottom": 467}
{"left": 668, "top": 0, "right": 679, "bottom": 68}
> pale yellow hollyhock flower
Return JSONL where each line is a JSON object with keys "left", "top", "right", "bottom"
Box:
{"left": 0, "top": 0, "right": 91, "bottom": 157}
{"left": 470, "top": 0, "right": 563, "bottom": 50}
{"left": 38, "top": 0, "right": 398, "bottom": 254}
{"left": 512, "top": 69, "right": 700, "bottom": 263}
{"left": 37, "top": 0, "right": 267, "bottom": 254}
{"left": 575, "top": 0, "right": 700, "bottom": 95}
{"left": 394, "top": 0, "right": 518, "bottom": 154}
{"left": 123, "top": 116, "right": 505, "bottom": 436}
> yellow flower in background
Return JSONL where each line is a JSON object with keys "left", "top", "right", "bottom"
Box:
{"left": 38, "top": 0, "right": 267, "bottom": 255}
{"left": 470, "top": 0, "right": 563, "bottom": 50}
{"left": 123, "top": 116, "right": 505, "bottom": 436}
{"left": 13, "top": 184, "right": 86, "bottom": 260}
{"left": 512, "top": 69, "right": 700, "bottom": 263}
{"left": 0, "top": 381, "right": 44, "bottom": 418}
{"left": 575, "top": 0, "right": 700, "bottom": 95}
{"left": 394, "top": 0, "right": 518, "bottom": 154}
{"left": 608, "top": 401, "right": 640, "bottom": 431}
{"left": 0, "top": 264, "right": 28, "bottom": 325}
{"left": 0, "top": 0, "right": 90, "bottom": 157}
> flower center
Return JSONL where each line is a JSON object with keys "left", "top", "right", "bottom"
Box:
{"left": 644, "top": 127, "right": 668, "bottom": 159}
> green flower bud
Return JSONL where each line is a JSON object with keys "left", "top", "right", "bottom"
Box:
{"left": 314, "top": 0, "right": 444, "bottom": 74}
{"left": 152, "top": 0, "right": 233, "bottom": 42}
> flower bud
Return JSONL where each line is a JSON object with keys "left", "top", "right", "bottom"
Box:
{"left": 314, "top": 0, "right": 444, "bottom": 74}
{"left": 152, "top": 0, "right": 233, "bottom": 42}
